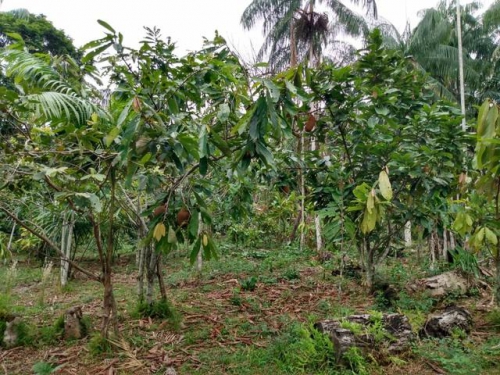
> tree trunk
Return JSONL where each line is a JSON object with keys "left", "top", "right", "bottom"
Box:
{"left": 443, "top": 228, "right": 449, "bottom": 260}
{"left": 299, "top": 130, "right": 306, "bottom": 250}
{"left": 156, "top": 254, "right": 167, "bottom": 301}
{"left": 196, "top": 212, "right": 203, "bottom": 272}
{"left": 496, "top": 242, "right": 500, "bottom": 306}
{"left": 101, "top": 269, "right": 117, "bottom": 337}
{"left": 365, "top": 237, "right": 374, "bottom": 289}
{"left": 450, "top": 231, "right": 456, "bottom": 251}
{"left": 404, "top": 221, "right": 412, "bottom": 247}
{"left": 137, "top": 242, "right": 148, "bottom": 301}
{"left": 60, "top": 211, "right": 74, "bottom": 287}
{"left": 429, "top": 231, "right": 436, "bottom": 270}
{"left": 146, "top": 250, "right": 157, "bottom": 305}
{"left": 311, "top": 137, "right": 322, "bottom": 252}
{"left": 7, "top": 221, "right": 16, "bottom": 253}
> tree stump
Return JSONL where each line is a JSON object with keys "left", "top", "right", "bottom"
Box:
{"left": 407, "top": 271, "right": 469, "bottom": 298}
{"left": 3, "top": 317, "right": 20, "bottom": 348}
{"left": 64, "top": 306, "right": 83, "bottom": 340}
{"left": 421, "top": 306, "right": 473, "bottom": 338}
{"left": 314, "top": 313, "right": 414, "bottom": 363}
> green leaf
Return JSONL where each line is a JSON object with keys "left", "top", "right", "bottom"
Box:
{"left": 199, "top": 157, "right": 208, "bottom": 175}
{"left": 375, "top": 107, "right": 390, "bottom": 116}
{"left": 217, "top": 103, "right": 230, "bottom": 122}
{"left": 105, "top": 127, "right": 120, "bottom": 147}
{"left": 190, "top": 237, "right": 201, "bottom": 264}
{"left": 188, "top": 211, "right": 199, "bottom": 238}
{"left": 378, "top": 171, "right": 393, "bottom": 200}
{"left": 262, "top": 79, "right": 280, "bottom": 103}
{"left": 97, "top": 20, "right": 116, "bottom": 34}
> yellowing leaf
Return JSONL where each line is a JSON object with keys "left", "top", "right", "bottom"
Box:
{"left": 366, "top": 192, "right": 375, "bottom": 214}
{"left": 378, "top": 170, "right": 393, "bottom": 200}
{"left": 361, "top": 208, "right": 377, "bottom": 234}
{"left": 167, "top": 226, "right": 177, "bottom": 244}
{"left": 202, "top": 234, "right": 208, "bottom": 247}
{"left": 153, "top": 223, "right": 166, "bottom": 241}
{"left": 485, "top": 227, "right": 498, "bottom": 246}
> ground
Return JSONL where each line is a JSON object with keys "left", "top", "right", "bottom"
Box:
{"left": 0, "top": 244, "right": 499, "bottom": 374}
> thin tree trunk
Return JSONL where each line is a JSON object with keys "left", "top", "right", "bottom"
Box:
{"left": 365, "top": 237, "right": 374, "bottom": 289}
{"left": 443, "top": 228, "right": 449, "bottom": 260}
{"left": 450, "top": 231, "right": 456, "bottom": 251}
{"left": 429, "top": 231, "right": 436, "bottom": 270}
{"left": 102, "top": 270, "right": 117, "bottom": 337}
{"left": 102, "top": 168, "right": 118, "bottom": 337}
{"left": 60, "top": 211, "right": 74, "bottom": 287}
{"left": 404, "top": 221, "right": 412, "bottom": 247}
{"left": 456, "top": 0, "right": 467, "bottom": 131}
{"left": 300, "top": 130, "right": 305, "bottom": 250}
{"left": 7, "top": 221, "right": 16, "bottom": 252}
{"left": 196, "top": 212, "right": 203, "bottom": 272}
{"left": 146, "top": 250, "right": 157, "bottom": 305}
{"left": 137, "top": 238, "right": 147, "bottom": 301}
{"left": 311, "top": 133, "right": 322, "bottom": 253}
{"left": 156, "top": 254, "right": 167, "bottom": 301}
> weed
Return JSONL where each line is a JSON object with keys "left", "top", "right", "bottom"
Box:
{"left": 258, "top": 275, "right": 277, "bottom": 285}
{"left": 32, "top": 362, "right": 61, "bottom": 375}
{"left": 394, "top": 290, "right": 435, "bottom": 313}
{"left": 240, "top": 276, "right": 257, "bottom": 291}
{"left": 282, "top": 268, "right": 301, "bottom": 281}
{"left": 486, "top": 309, "right": 500, "bottom": 331}
{"left": 269, "top": 322, "right": 335, "bottom": 372}
{"left": 134, "top": 299, "right": 181, "bottom": 329}
{"left": 331, "top": 304, "right": 355, "bottom": 319}
{"left": 230, "top": 290, "right": 242, "bottom": 306}
{"left": 340, "top": 320, "right": 364, "bottom": 335}
{"left": 343, "top": 347, "right": 369, "bottom": 375}
{"left": 88, "top": 332, "right": 112, "bottom": 356}
{"left": 37, "top": 316, "right": 64, "bottom": 346}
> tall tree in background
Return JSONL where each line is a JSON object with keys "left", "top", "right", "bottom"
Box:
{"left": 241, "top": 0, "right": 377, "bottom": 71}
{"left": 0, "top": 10, "right": 81, "bottom": 59}
{"left": 380, "top": 0, "right": 500, "bottom": 111}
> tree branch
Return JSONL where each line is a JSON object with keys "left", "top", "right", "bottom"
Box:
{"left": 0, "top": 204, "right": 101, "bottom": 282}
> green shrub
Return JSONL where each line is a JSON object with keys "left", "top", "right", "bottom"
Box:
{"left": 240, "top": 276, "right": 257, "bottom": 291}
{"left": 486, "top": 309, "right": 500, "bottom": 332}
{"left": 344, "top": 347, "right": 369, "bottom": 375}
{"left": 269, "top": 322, "right": 335, "bottom": 372}
{"left": 134, "top": 299, "right": 181, "bottom": 329}
{"left": 32, "top": 361, "right": 61, "bottom": 375}
{"left": 282, "top": 268, "right": 301, "bottom": 281}
{"left": 88, "top": 332, "right": 112, "bottom": 356}
{"left": 415, "top": 337, "right": 492, "bottom": 375}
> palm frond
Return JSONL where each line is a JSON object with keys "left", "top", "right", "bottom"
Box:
{"left": 23, "top": 92, "right": 104, "bottom": 126}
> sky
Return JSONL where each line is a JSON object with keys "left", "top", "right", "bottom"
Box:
{"left": 0, "top": 0, "right": 495, "bottom": 57}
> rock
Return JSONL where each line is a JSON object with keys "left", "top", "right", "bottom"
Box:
{"left": 408, "top": 271, "right": 469, "bottom": 298}
{"left": 64, "top": 306, "right": 83, "bottom": 340}
{"left": 164, "top": 367, "right": 177, "bottom": 375}
{"left": 421, "top": 306, "right": 473, "bottom": 338}
{"left": 315, "top": 313, "right": 414, "bottom": 363}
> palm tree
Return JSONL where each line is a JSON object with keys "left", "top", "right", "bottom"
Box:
{"left": 241, "top": 0, "right": 378, "bottom": 71}
{"left": 380, "top": 0, "right": 500, "bottom": 108}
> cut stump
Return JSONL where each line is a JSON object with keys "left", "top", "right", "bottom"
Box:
{"left": 315, "top": 313, "right": 414, "bottom": 363}
{"left": 421, "top": 306, "right": 472, "bottom": 338}
{"left": 407, "top": 271, "right": 469, "bottom": 298}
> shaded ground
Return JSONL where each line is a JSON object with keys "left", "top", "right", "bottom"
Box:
{"left": 1, "top": 245, "right": 499, "bottom": 374}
